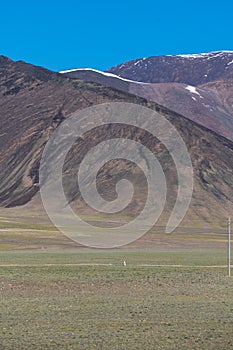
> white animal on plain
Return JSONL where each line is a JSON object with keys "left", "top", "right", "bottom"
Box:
{"left": 123, "top": 260, "right": 127, "bottom": 267}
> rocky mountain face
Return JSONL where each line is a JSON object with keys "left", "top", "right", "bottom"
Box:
{"left": 0, "top": 57, "right": 138, "bottom": 207}
{"left": 1, "top": 56, "right": 233, "bottom": 226}
{"left": 107, "top": 51, "right": 233, "bottom": 85}
{"left": 62, "top": 52, "right": 233, "bottom": 142}
{"left": 108, "top": 52, "right": 233, "bottom": 140}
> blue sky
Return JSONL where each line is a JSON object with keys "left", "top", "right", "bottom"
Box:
{"left": 1, "top": 0, "right": 232, "bottom": 72}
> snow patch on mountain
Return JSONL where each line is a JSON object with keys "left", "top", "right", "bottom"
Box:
{"left": 185, "top": 85, "right": 201, "bottom": 96}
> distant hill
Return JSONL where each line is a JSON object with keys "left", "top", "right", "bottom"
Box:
{"left": 107, "top": 51, "right": 233, "bottom": 85}
{"left": 62, "top": 52, "right": 233, "bottom": 142}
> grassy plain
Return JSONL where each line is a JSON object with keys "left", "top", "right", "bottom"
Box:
{"left": 1, "top": 208, "right": 233, "bottom": 349}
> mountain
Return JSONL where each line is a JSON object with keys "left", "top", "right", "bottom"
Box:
{"left": 107, "top": 51, "right": 233, "bottom": 85}
{"left": 1, "top": 56, "right": 233, "bottom": 228}
{"left": 107, "top": 51, "right": 233, "bottom": 141}
{"left": 0, "top": 57, "right": 138, "bottom": 207}
{"left": 61, "top": 52, "right": 233, "bottom": 142}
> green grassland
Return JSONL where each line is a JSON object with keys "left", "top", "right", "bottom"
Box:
{"left": 1, "top": 208, "right": 233, "bottom": 349}
{"left": 1, "top": 252, "right": 233, "bottom": 350}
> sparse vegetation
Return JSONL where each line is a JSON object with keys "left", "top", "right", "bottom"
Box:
{"left": 0, "top": 198, "right": 233, "bottom": 350}
{"left": 1, "top": 250, "right": 233, "bottom": 350}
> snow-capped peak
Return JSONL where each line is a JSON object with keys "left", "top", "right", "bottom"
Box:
{"left": 172, "top": 51, "right": 233, "bottom": 59}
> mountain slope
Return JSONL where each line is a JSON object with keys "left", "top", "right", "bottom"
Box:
{"left": 61, "top": 66, "right": 233, "bottom": 142}
{"left": 0, "top": 57, "right": 139, "bottom": 207}
{"left": 106, "top": 51, "right": 233, "bottom": 140}
{"left": 1, "top": 57, "right": 233, "bottom": 226}
{"left": 107, "top": 51, "right": 233, "bottom": 85}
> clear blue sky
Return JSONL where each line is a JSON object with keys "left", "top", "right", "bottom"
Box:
{"left": 1, "top": 0, "right": 232, "bottom": 72}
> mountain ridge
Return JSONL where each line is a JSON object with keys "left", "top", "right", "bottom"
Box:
{"left": 61, "top": 76, "right": 233, "bottom": 142}
{"left": 107, "top": 51, "right": 233, "bottom": 85}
